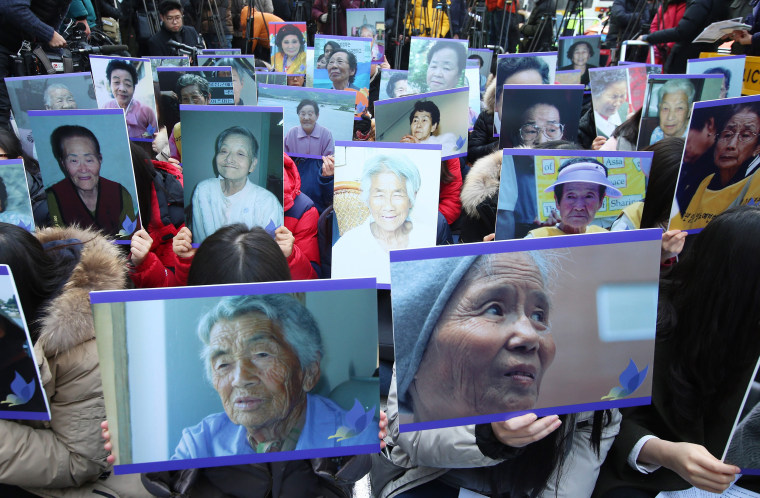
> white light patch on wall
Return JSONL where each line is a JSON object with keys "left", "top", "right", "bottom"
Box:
{"left": 597, "top": 282, "right": 658, "bottom": 342}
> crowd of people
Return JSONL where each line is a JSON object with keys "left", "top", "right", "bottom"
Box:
{"left": 1, "top": 0, "right": 760, "bottom": 496}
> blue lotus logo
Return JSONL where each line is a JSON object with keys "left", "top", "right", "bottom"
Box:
{"left": 327, "top": 399, "right": 375, "bottom": 442}
{"left": 602, "top": 359, "right": 649, "bottom": 400}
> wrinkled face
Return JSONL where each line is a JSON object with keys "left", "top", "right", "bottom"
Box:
{"left": 110, "top": 68, "right": 135, "bottom": 107}
{"left": 281, "top": 34, "right": 301, "bottom": 57}
{"left": 161, "top": 8, "right": 184, "bottom": 32}
{"left": 61, "top": 136, "right": 101, "bottom": 193}
{"left": 180, "top": 84, "right": 209, "bottom": 105}
{"left": 714, "top": 110, "right": 760, "bottom": 174}
{"left": 658, "top": 91, "right": 689, "bottom": 138}
{"left": 427, "top": 47, "right": 461, "bottom": 91}
{"left": 393, "top": 80, "right": 411, "bottom": 97}
{"left": 410, "top": 110, "right": 437, "bottom": 141}
{"left": 298, "top": 104, "right": 318, "bottom": 134}
{"left": 327, "top": 52, "right": 355, "bottom": 87}
{"left": 216, "top": 133, "right": 256, "bottom": 181}
{"left": 360, "top": 27, "right": 374, "bottom": 40}
{"left": 572, "top": 44, "right": 590, "bottom": 67}
{"left": 230, "top": 68, "right": 243, "bottom": 104}
{"left": 595, "top": 80, "right": 627, "bottom": 118}
{"left": 208, "top": 313, "right": 311, "bottom": 432}
{"left": 46, "top": 87, "right": 77, "bottom": 110}
{"left": 411, "top": 253, "right": 555, "bottom": 419}
{"left": 556, "top": 182, "right": 603, "bottom": 232}
{"left": 520, "top": 104, "right": 562, "bottom": 147}
{"left": 368, "top": 171, "right": 411, "bottom": 234}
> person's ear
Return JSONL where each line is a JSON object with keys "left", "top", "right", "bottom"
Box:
{"left": 249, "top": 157, "right": 258, "bottom": 174}
{"left": 302, "top": 360, "right": 320, "bottom": 392}
{"left": 706, "top": 117, "right": 716, "bottom": 135}
{"left": 431, "top": 122, "right": 438, "bottom": 134}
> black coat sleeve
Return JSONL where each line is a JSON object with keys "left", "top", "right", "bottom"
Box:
{"left": 646, "top": 0, "right": 712, "bottom": 45}
{"left": 468, "top": 112, "right": 499, "bottom": 164}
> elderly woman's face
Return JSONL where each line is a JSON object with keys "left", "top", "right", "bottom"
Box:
{"left": 61, "top": 136, "right": 101, "bottom": 193}
{"left": 110, "top": 68, "right": 135, "bottom": 107}
{"left": 520, "top": 104, "right": 563, "bottom": 147}
{"left": 180, "top": 84, "right": 209, "bottom": 105}
{"left": 714, "top": 110, "right": 760, "bottom": 175}
{"left": 572, "top": 44, "right": 590, "bottom": 67}
{"left": 594, "top": 80, "right": 627, "bottom": 118}
{"left": 368, "top": 171, "right": 411, "bottom": 234}
{"left": 411, "top": 253, "right": 555, "bottom": 418}
{"left": 427, "top": 47, "right": 461, "bottom": 91}
{"left": 216, "top": 133, "right": 256, "bottom": 181}
{"left": 46, "top": 87, "right": 77, "bottom": 110}
{"left": 658, "top": 91, "right": 689, "bottom": 138}
{"left": 298, "top": 104, "right": 318, "bottom": 134}
{"left": 327, "top": 52, "right": 355, "bottom": 88}
{"left": 208, "top": 313, "right": 312, "bottom": 432}
{"left": 281, "top": 34, "right": 301, "bottom": 58}
{"left": 556, "top": 182, "right": 603, "bottom": 232}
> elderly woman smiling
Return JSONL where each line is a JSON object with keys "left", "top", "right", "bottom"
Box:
{"left": 392, "top": 250, "right": 558, "bottom": 423}
{"left": 45, "top": 125, "right": 137, "bottom": 237}
{"left": 283, "top": 99, "right": 334, "bottom": 157}
{"left": 649, "top": 79, "right": 695, "bottom": 145}
{"left": 273, "top": 24, "right": 307, "bottom": 74}
{"left": 102, "top": 59, "right": 157, "bottom": 138}
{"left": 191, "top": 126, "right": 283, "bottom": 244}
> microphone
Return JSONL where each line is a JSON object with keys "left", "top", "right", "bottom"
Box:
{"left": 71, "top": 45, "right": 129, "bottom": 54}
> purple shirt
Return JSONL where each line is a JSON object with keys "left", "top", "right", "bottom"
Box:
{"left": 283, "top": 122, "right": 334, "bottom": 157}
{"left": 105, "top": 98, "right": 158, "bottom": 138}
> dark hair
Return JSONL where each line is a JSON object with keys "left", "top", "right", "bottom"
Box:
{"left": 0, "top": 130, "right": 39, "bottom": 175}
{"left": 426, "top": 41, "right": 467, "bottom": 73}
{"left": 50, "top": 125, "right": 101, "bottom": 177}
{"left": 176, "top": 73, "right": 211, "bottom": 101}
{"left": 553, "top": 157, "right": 607, "bottom": 200}
{"left": 658, "top": 206, "right": 760, "bottom": 424}
{"left": 129, "top": 143, "right": 155, "bottom": 228}
{"left": 467, "top": 54, "right": 484, "bottom": 67}
{"left": 386, "top": 72, "right": 408, "bottom": 98}
{"left": 611, "top": 107, "right": 642, "bottom": 144}
{"left": 409, "top": 101, "right": 440, "bottom": 126}
{"left": 275, "top": 24, "right": 305, "bottom": 54}
{"left": 703, "top": 66, "right": 731, "bottom": 89}
{"left": 496, "top": 56, "right": 551, "bottom": 101}
{"left": 566, "top": 40, "right": 595, "bottom": 61}
{"left": 297, "top": 99, "right": 319, "bottom": 116}
{"left": 0, "top": 223, "right": 66, "bottom": 340}
{"left": 689, "top": 106, "right": 726, "bottom": 133}
{"left": 720, "top": 102, "right": 760, "bottom": 134}
{"left": 158, "top": 0, "right": 182, "bottom": 15}
{"left": 157, "top": 89, "right": 180, "bottom": 132}
{"left": 323, "top": 40, "right": 341, "bottom": 55}
{"left": 187, "top": 224, "right": 291, "bottom": 285}
{"left": 106, "top": 59, "right": 138, "bottom": 86}
{"left": 0, "top": 176, "right": 6, "bottom": 213}
{"left": 327, "top": 49, "right": 357, "bottom": 84}
{"left": 640, "top": 137, "right": 684, "bottom": 229}
{"left": 212, "top": 126, "right": 258, "bottom": 176}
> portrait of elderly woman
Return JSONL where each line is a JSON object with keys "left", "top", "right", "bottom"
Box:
{"left": 172, "top": 294, "right": 377, "bottom": 458}
{"left": 332, "top": 152, "right": 433, "bottom": 283}
{"left": 494, "top": 55, "right": 552, "bottom": 134}
{"left": 558, "top": 38, "right": 599, "bottom": 85}
{"left": 283, "top": 99, "right": 334, "bottom": 157}
{"left": 647, "top": 78, "right": 695, "bottom": 146}
{"left": 676, "top": 101, "right": 760, "bottom": 230}
{"left": 590, "top": 69, "right": 629, "bottom": 138}
{"left": 527, "top": 158, "right": 622, "bottom": 237}
{"left": 500, "top": 87, "right": 584, "bottom": 149}
{"left": 45, "top": 125, "right": 137, "bottom": 237}
{"left": 191, "top": 126, "right": 284, "bottom": 244}
{"left": 44, "top": 84, "right": 78, "bottom": 110}
{"left": 326, "top": 48, "right": 360, "bottom": 91}
{"left": 100, "top": 59, "right": 158, "bottom": 139}
{"left": 391, "top": 250, "right": 558, "bottom": 423}
{"left": 272, "top": 24, "right": 307, "bottom": 75}
{"left": 424, "top": 40, "right": 467, "bottom": 92}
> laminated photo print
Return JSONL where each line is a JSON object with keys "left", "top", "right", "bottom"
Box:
{"left": 554, "top": 70, "right": 581, "bottom": 85}
{"left": 670, "top": 96, "right": 760, "bottom": 231}
{"left": 200, "top": 48, "right": 241, "bottom": 55}
{"left": 0, "top": 159, "right": 35, "bottom": 231}
{"left": 91, "top": 279, "right": 381, "bottom": 473}
{"left": 589, "top": 67, "right": 632, "bottom": 139}
{"left": 305, "top": 47, "right": 315, "bottom": 88}
{"left": 374, "top": 87, "right": 469, "bottom": 160}
{"left": 494, "top": 53, "right": 559, "bottom": 137}
{"left": 180, "top": 105, "right": 284, "bottom": 245}
{"left": 557, "top": 35, "right": 602, "bottom": 86}
{"left": 379, "top": 70, "right": 420, "bottom": 100}
{"left": 467, "top": 48, "right": 493, "bottom": 92}
{"left": 313, "top": 36, "right": 372, "bottom": 115}
{"left": 198, "top": 55, "right": 259, "bottom": 105}
{"left": 407, "top": 37, "right": 469, "bottom": 94}
{"left": 620, "top": 63, "right": 662, "bottom": 112}
{"left": 495, "top": 149, "right": 652, "bottom": 240}
{"left": 27, "top": 108, "right": 140, "bottom": 239}
{"left": 5, "top": 72, "right": 98, "bottom": 156}
{"left": 331, "top": 142, "right": 441, "bottom": 285}
{"left": 145, "top": 56, "right": 190, "bottom": 82}
{"left": 389, "top": 230, "right": 662, "bottom": 432}
{"left": 636, "top": 74, "right": 724, "bottom": 150}
{"left": 466, "top": 61, "right": 481, "bottom": 130}
{"left": 256, "top": 71, "right": 289, "bottom": 86}
{"left": 0, "top": 265, "right": 50, "bottom": 421}
{"left": 89, "top": 55, "right": 159, "bottom": 139}
{"left": 498, "top": 85, "right": 584, "bottom": 149}
{"left": 157, "top": 66, "right": 233, "bottom": 105}
{"left": 687, "top": 55, "right": 746, "bottom": 100}
{"left": 724, "top": 360, "right": 760, "bottom": 475}
{"left": 257, "top": 84, "right": 355, "bottom": 159}
{"left": 268, "top": 22, "right": 309, "bottom": 75}
{"left": 346, "top": 8, "right": 385, "bottom": 63}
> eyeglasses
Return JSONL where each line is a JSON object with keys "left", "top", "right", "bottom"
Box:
{"left": 520, "top": 123, "right": 564, "bottom": 142}
{"left": 717, "top": 130, "right": 760, "bottom": 143}
{"left": 164, "top": 15, "right": 182, "bottom": 22}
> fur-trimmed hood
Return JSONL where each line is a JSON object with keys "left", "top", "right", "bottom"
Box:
{"left": 34, "top": 225, "right": 127, "bottom": 357}
{"left": 460, "top": 149, "right": 503, "bottom": 217}
{"left": 483, "top": 77, "right": 496, "bottom": 115}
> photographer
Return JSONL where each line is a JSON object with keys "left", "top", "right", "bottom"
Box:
{"left": 0, "top": 0, "right": 70, "bottom": 131}
{"left": 147, "top": 0, "right": 202, "bottom": 56}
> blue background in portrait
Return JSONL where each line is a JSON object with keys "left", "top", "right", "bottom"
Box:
{"left": 5, "top": 73, "right": 98, "bottom": 130}
{"left": 312, "top": 36, "right": 372, "bottom": 90}
{"left": 0, "top": 161, "right": 34, "bottom": 229}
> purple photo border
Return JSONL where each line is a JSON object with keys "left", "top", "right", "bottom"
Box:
{"left": 647, "top": 73, "right": 723, "bottom": 81}
{"left": 156, "top": 66, "right": 226, "bottom": 73}
{"left": 27, "top": 108, "right": 122, "bottom": 117}
{"left": 90, "top": 54, "right": 149, "bottom": 63}
{"left": 315, "top": 34, "right": 372, "bottom": 44}
{"left": 390, "top": 229, "right": 662, "bottom": 263}
{"left": 558, "top": 34, "right": 602, "bottom": 41}
{"left": 198, "top": 54, "right": 255, "bottom": 60}
{"left": 288, "top": 153, "right": 324, "bottom": 160}
{"left": 742, "top": 468, "right": 760, "bottom": 476}
{"left": 347, "top": 7, "right": 384, "bottom": 13}
{"left": 335, "top": 140, "right": 442, "bottom": 151}
{"left": 0, "top": 411, "right": 51, "bottom": 421}
{"left": 0, "top": 159, "right": 23, "bottom": 169}
{"left": 5, "top": 71, "right": 93, "bottom": 82}
{"left": 503, "top": 84, "right": 584, "bottom": 91}
{"left": 374, "top": 86, "right": 468, "bottom": 106}
{"left": 90, "top": 277, "right": 377, "bottom": 304}
{"left": 179, "top": 104, "right": 282, "bottom": 113}
{"left": 400, "top": 397, "right": 651, "bottom": 433}
{"left": 687, "top": 55, "right": 746, "bottom": 63}
{"left": 693, "top": 94, "right": 760, "bottom": 110}
{"left": 498, "top": 51, "right": 558, "bottom": 59}
{"left": 114, "top": 444, "right": 380, "bottom": 475}
{"left": 505, "top": 148, "right": 654, "bottom": 159}
{"left": 469, "top": 48, "right": 491, "bottom": 54}
{"left": 145, "top": 56, "right": 188, "bottom": 60}
{"left": 0, "top": 265, "right": 8, "bottom": 275}
{"left": 258, "top": 83, "right": 353, "bottom": 98}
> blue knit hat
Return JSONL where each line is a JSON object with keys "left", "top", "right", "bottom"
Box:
{"left": 390, "top": 254, "right": 480, "bottom": 407}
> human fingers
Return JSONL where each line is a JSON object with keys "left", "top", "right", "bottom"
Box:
{"left": 483, "top": 233, "right": 495, "bottom": 242}
{"left": 492, "top": 414, "right": 562, "bottom": 447}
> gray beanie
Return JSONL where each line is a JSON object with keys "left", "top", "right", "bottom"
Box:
{"left": 390, "top": 254, "right": 480, "bottom": 407}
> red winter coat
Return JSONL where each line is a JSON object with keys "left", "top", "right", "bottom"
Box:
{"left": 439, "top": 158, "right": 463, "bottom": 225}
{"left": 284, "top": 154, "right": 320, "bottom": 280}
{"left": 649, "top": 1, "right": 687, "bottom": 65}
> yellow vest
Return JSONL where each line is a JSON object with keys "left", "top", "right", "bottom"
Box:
{"left": 674, "top": 172, "right": 760, "bottom": 230}
{"left": 528, "top": 224, "right": 608, "bottom": 238}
